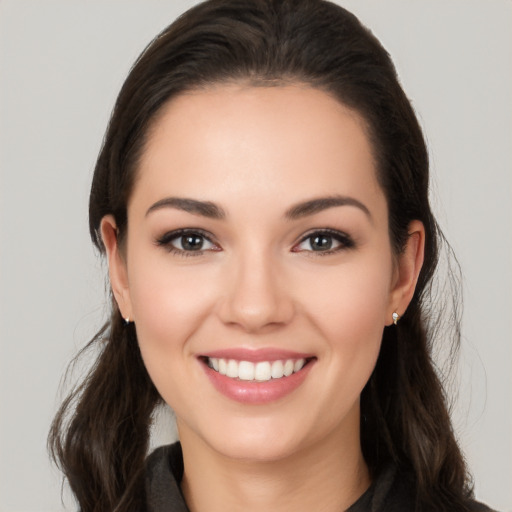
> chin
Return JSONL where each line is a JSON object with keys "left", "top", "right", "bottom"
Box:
{"left": 199, "top": 413, "right": 327, "bottom": 464}
{"left": 215, "top": 435, "right": 303, "bottom": 463}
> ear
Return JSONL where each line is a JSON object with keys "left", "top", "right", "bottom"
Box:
{"left": 100, "top": 215, "right": 133, "bottom": 322}
{"left": 387, "top": 220, "right": 425, "bottom": 325}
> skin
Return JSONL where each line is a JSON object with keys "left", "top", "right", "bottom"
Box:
{"left": 101, "top": 85, "right": 424, "bottom": 512}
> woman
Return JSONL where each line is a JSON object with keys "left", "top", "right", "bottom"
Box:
{"left": 49, "top": 1, "right": 497, "bottom": 511}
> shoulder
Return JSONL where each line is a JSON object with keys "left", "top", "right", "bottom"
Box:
{"left": 146, "top": 442, "right": 183, "bottom": 477}
{"left": 357, "top": 465, "right": 499, "bottom": 512}
{"left": 465, "top": 500, "right": 499, "bottom": 512}
{"left": 145, "top": 442, "right": 189, "bottom": 512}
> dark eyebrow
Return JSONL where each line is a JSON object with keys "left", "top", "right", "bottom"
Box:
{"left": 146, "top": 197, "right": 226, "bottom": 219}
{"left": 284, "top": 195, "right": 372, "bottom": 221}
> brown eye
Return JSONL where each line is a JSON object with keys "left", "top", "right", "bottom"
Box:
{"left": 156, "top": 229, "right": 219, "bottom": 255}
{"left": 293, "top": 230, "right": 354, "bottom": 253}
{"left": 179, "top": 234, "right": 206, "bottom": 251}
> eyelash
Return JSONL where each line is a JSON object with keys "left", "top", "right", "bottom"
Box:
{"left": 155, "top": 228, "right": 355, "bottom": 257}
{"left": 292, "top": 229, "right": 355, "bottom": 255}
{"left": 155, "top": 229, "right": 219, "bottom": 257}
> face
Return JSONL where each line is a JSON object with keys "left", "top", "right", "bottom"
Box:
{"left": 102, "top": 85, "right": 423, "bottom": 463}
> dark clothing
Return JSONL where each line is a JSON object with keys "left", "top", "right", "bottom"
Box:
{"left": 145, "top": 442, "right": 496, "bottom": 512}
{"left": 146, "top": 443, "right": 188, "bottom": 512}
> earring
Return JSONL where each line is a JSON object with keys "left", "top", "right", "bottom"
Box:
{"left": 392, "top": 312, "right": 400, "bottom": 325}
{"left": 124, "top": 316, "right": 131, "bottom": 325}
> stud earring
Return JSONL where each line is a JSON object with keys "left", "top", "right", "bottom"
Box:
{"left": 392, "top": 312, "right": 400, "bottom": 325}
{"left": 124, "top": 317, "right": 131, "bottom": 325}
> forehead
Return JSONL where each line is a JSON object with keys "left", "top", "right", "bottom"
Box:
{"left": 133, "top": 84, "right": 384, "bottom": 216}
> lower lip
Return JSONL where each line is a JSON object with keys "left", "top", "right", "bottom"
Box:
{"left": 202, "top": 360, "right": 315, "bottom": 404}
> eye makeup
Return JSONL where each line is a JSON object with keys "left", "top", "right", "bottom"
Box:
{"left": 292, "top": 228, "right": 355, "bottom": 256}
{"left": 154, "top": 226, "right": 355, "bottom": 258}
{"left": 155, "top": 228, "right": 220, "bottom": 257}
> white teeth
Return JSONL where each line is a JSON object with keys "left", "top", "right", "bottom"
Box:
{"left": 254, "top": 361, "right": 271, "bottom": 381}
{"left": 218, "top": 358, "right": 227, "bottom": 375}
{"left": 207, "top": 357, "right": 308, "bottom": 382}
{"left": 226, "top": 359, "right": 238, "bottom": 378}
{"left": 283, "top": 359, "right": 294, "bottom": 377}
{"left": 271, "top": 360, "right": 284, "bottom": 378}
{"left": 238, "top": 361, "right": 255, "bottom": 381}
{"left": 294, "top": 358, "right": 306, "bottom": 372}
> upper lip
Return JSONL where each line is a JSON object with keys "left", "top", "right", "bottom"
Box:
{"left": 199, "top": 348, "right": 315, "bottom": 362}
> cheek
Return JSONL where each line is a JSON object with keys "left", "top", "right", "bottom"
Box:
{"left": 297, "top": 253, "right": 393, "bottom": 389}
{"left": 127, "top": 255, "right": 218, "bottom": 355}
{"left": 302, "top": 258, "right": 392, "bottom": 337}
{"left": 127, "top": 259, "right": 219, "bottom": 407}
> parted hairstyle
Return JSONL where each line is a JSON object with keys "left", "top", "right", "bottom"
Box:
{"left": 49, "top": 1, "right": 472, "bottom": 511}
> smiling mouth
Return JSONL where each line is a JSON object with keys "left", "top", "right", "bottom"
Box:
{"left": 202, "top": 357, "right": 314, "bottom": 382}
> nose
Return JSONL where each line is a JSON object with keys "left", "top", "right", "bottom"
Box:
{"left": 217, "top": 249, "right": 295, "bottom": 333}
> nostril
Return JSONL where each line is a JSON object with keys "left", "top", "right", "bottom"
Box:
{"left": 215, "top": 259, "right": 295, "bottom": 331}
{"left": 217, "top": 299, "right": 295, "bottom": 332}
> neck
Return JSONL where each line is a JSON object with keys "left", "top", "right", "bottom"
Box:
{"left": 179, "top": 420, "right": 370, "bottom": 512}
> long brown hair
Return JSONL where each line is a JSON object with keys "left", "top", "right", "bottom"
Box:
{"left": 49, "top": 1, "right": 472, "bottom": 510}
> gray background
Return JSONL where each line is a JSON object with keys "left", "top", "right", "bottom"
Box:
{"left": 0, "top": 1, "right": 511, "bottom": 510}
